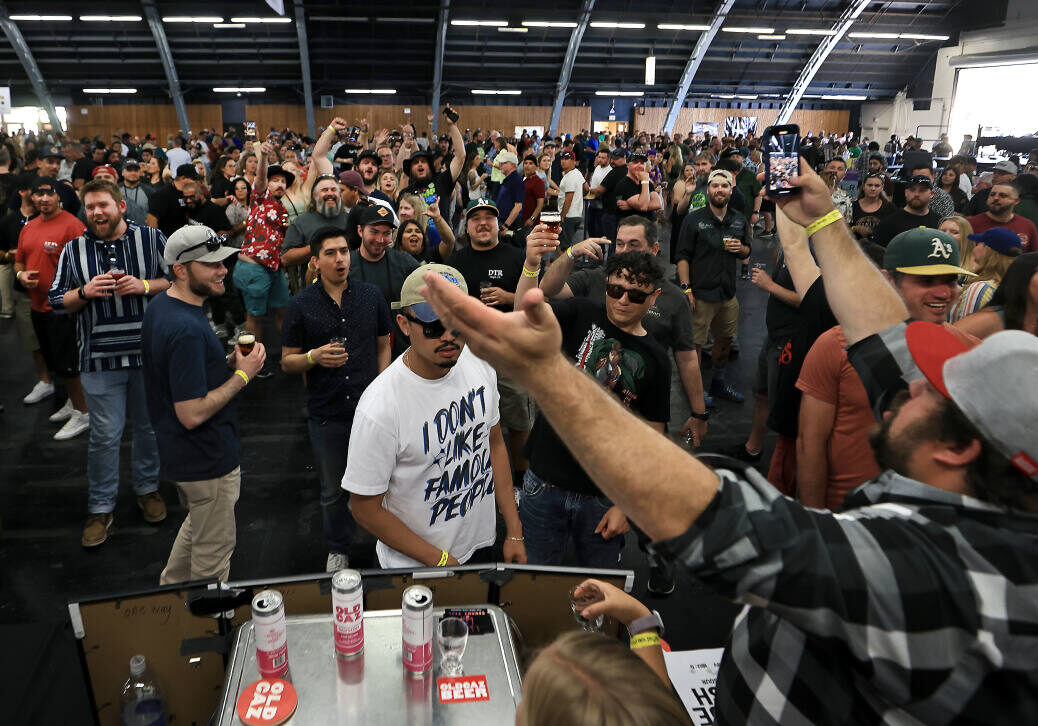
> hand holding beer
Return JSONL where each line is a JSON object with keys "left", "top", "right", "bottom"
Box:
{"left": 83, "top": 272, "right": 116, "bottom": 298}
{"left": 525, "top": 223, "right": 559, "bottom": 265}
{"left": 312, "top": 341, "right": 349, "bottom": 368}
{"left": 723, "top": 236, "right": 743, "bottom": 254}
{"left": 234, "top": 337, "right": 266, "bottom": 379}
{"left": 114, "top": 274, "right": 146, "bottom": 296}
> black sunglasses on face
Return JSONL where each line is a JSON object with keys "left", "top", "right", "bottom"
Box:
{"left": 605, "top": 283, "right": 655, "bottom": 304}
{"left": 403, "top": 313, "right": 447, "bottom": 339}
{"left": 176, "top": 233, "right": 226, "bottom": 262}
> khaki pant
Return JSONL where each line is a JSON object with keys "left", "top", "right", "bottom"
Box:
{"left": 160, "top": 467, "right": 241, "bottom": 585}
{"left": 0, "top": 262, "right": 13, "bottom": 315}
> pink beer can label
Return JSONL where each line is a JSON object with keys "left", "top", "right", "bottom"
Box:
{"left": 255, "top": 620, "right": 289, "bottom": 679}
{"left": 402, "top": 608, "right": 433, "bottom": 673}
{"left": 334, "top": 601, "right": 364, "bottom": 657}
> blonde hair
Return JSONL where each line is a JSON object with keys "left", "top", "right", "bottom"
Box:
{"left": 518, "top": 631, "right": 692, "bottom": 726}
{"left": 972, "top": 244, "right": 1018, "bottom": 284}
{"left": 398, "top": 193, "right": 430, "bottom": 229}
{"left": 939, "top": 215, "right": 974, "bottom": 269}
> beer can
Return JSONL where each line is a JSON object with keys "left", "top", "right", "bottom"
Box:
{"left": 401, "top": 585, "right": 434, "bottom": 677}
{"left": 332, "top": 569, "right": 364, "bottom": 659}
{"left": 252, "top": 590, "right": 289, "bottom": 679}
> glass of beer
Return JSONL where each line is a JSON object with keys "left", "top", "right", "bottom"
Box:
{"left": 568, "top": 584, "right": 604, "bottom": 632}
{"left": 237, "top": 333, "right": 256, "bottom": 356}
{"left": 479, "top": 281, "right": 492, "bottom": 303}
{"left": 723, "top": 236, "right": 741, "bottom": 253}
{"left": 540, "top": 209, "right": 562, "bottom": 236}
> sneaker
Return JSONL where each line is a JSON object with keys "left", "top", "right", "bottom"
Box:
{"left": 710, "top": 381, "right": 745, "bottom": 403}
{"left": 647, "top": 564, "right": 675, "bottom": 596}
{"left": 722, "top": 443, "right": 762, "bottom": 463}
{"left": 326, "top": 552, "right": 349, "bottom": 572}
{"left": 23, "top": 380, "right": 55, "bottom": 404}
{"left": 256, "top": 369, "right": 274, "bottom": 379}
{"left": 48, "top": 398, "right": 75, "bottom": 423}
{"left": 0, "top": 311, "right": 13, "bottom": 319}
{"left": 54, "top": 410, "right": 90, "bottom": 440}
{"left": 137, "top": 492, "right": 167, "bottom": 523}
{"left": 82, "top": 512, "right": 113, "bottom": 548}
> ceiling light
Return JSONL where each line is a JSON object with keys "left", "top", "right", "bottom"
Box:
{"left": 758, "top": 34, "right": 786, "bottom": 40}
{"left": 213, "top": 23, "right": 246, "bottom": 28}
{"left": 230, "top": 17, "right": 293, "bottom": 24}
{"left": 712, "top": 94, "right": 736, "bottom": 99}
{"left": 376, "top": 18, "right": 435, "bottom": 23}
{"left": 471, "top": 89, "right": 522, "bottom": 95}
{"left": 898, "top": 33, "right": 949, "bottom": 40}
{"left": 163, "top": 16, "right": 224, "bottom": 23}
{"left": 594, "top": 91, "right": 644, "bottom": 97}
{"left": 723, "top": 26, "right": 774, "bottom": 34}
{"left": 213, "top": 87, "right": 266, "bottom": 93}
{"left": 522, "top": 21, "right": 577, "bottom": 28}
{"left": 10, "top": 15, "right": 73, "bottom": 21}
{"left": 657, "top": 23, "right": 711, "bottom": 31}
{"left": 590, "top": 22, "right": 645, "bottom": 29}
{"left": 822, "top": 94, "right": 868, "bottom": 100}
{"left": 645, "top": 56, "right": 656, "bottom": 86}
{"left": 785, "top": 28, "right": 837, "bottom": 35}
{"left": 736, "top": 94, "right": 759, "bottom": 99}
{"left": 847, "top": 32, "right": 900, "bottom": 39}
{"left": 498, "top": 27, "right": 529, "bottom": 33}
{"left": 344, "top": 89, "right": 397, "bottom": 94}
{"left": 451, "top": 19, "right": 507, "bottom": 27}
{"left": 847, "top": 31, "right": 948, "bottom": 41}
{"left": 80, "top": 15, "right": 143, "bottom": 22}
{"left": 83, "top": 88, "right": 137, "bottom": 94}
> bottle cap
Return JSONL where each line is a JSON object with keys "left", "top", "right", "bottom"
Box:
{"left": 130, "top": 655, "right": 146, "bottom": 677}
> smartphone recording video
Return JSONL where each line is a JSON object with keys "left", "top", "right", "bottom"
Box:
{"left": 763, "top": 125, "right": 801, "bottom": 196}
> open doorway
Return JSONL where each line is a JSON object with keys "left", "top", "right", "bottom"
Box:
{"left": 593, "top": 121, "right": 628, "bottom": 136}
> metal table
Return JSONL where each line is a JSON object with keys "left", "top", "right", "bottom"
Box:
{"left": 217, "top": 605, "right": 522, "bottom": 725}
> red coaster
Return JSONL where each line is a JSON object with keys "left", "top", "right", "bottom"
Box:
{"left": 437, "top": 675, "right": 490, "bottom": 704}
{"left": 236, "top": 678, "right": 298, "bottom": 725}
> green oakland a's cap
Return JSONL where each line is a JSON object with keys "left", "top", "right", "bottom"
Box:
{"left": 464, "top": 197, "right": 498, "bottom": 218}
{"left": 883, "top": 227, "right": 975, "bottom": 277}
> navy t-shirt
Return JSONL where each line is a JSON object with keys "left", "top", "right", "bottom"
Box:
{"left": 495, "top": 171, "right": 525, "bottom": 223}
{"left": 141, "top": 292, "right": 240, "bottom": 481}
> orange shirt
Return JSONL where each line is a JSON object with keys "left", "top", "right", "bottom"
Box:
{"left": 14, "top": 211, "right": 86, "bottom": 312}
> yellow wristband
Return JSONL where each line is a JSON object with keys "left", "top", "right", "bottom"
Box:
{"left": 804, "top": 209, "right": 843, "bottom": 237}
{"left": 142, "top": 279, "right": 150, "bottom": 295}
{"left": 437, "top": 550, "right": 449, "bottom": 567}
{"left": 234, "top": 369, "right": 250, "bottom": 385}
{"left": 306, "top": 350, "right": 315, "bottom": 365}
{"left": 629, "top": 632, "right": 661, "bottom": 650}
{"left": 521, "top": 265, "right": 539, "bottom": 278}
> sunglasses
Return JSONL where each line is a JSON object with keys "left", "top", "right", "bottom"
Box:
{"left": 403, "top": 313, "right": 447, "bottom": 339}
{"left": 605, "top": 283, "right": 655, "bottom": 304}
{"left": 176, "top": 233, "right": 226, "bottom": 262}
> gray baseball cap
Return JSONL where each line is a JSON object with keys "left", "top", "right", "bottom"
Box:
{"left": 163, "top": 225, "right": 239, "bottom": 266}
{"left": 906, "top": 322, "right": 1038, "bottom": 481}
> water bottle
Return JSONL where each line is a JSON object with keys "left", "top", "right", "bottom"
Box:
{"left": 120, "top": 655, "right": 167, "bottom": 726}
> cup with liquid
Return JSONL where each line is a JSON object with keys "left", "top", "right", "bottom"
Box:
{"left": 568, "top": 584, "right": 605, "bottom": 632}
{"left": 540, "top": 210, "right": 562, "bottom": 236}
{"left": 237, "top": 334, "right": 256, "bottom": 356}
{"left": 329, "top": 336, "right": 347, "bottom": 354}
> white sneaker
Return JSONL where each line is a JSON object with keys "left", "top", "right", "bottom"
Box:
{"left": 326, "top": 553, "right": 349, "bottom": 572}
{"left": 54, "top": 411, "right": 90, "bottom": 440}
{"left": 48, "top": 398, "right": 75, "bottom": 423}
{"left": 23, "top": 381, "right": 55, "bottom": 405}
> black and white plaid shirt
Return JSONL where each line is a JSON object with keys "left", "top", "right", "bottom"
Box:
{"left": 653, "top": 322, "right": 1038, "bottom": 724}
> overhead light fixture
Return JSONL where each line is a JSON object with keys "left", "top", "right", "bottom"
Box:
{"left": 80, "top": 15, "right": 143, "bottom": 22}
{"left": 163, "top": 16, "right": 224, "bottom": 23}
{"left": 10, "top": 15, "right": 73, "bottom": 21}
{"left": 803, "top": 94, "right": 868, "bottom": 100}
{"left": 451, "top": 19, "right": 507, "bottom": 27}
{"left": 722, "top": 26, "right": 774, "bottom": 34}
{"left": 847, "top": 32, "right": 900, "bottom": 39}
{"left": 712, "top": 94, "right": 736, "bottom": 99}
{"left": 594, "top": 91, "right": 644, "bottom": 97}
{"left": 785, "top": 28, "right": 837, "bottom": 35}
{"left": 471, "top": 89, "right": 522, "bottom": 95}
{"left": 213, "top": 23, "right": 246, "bottom": 28}
{"left": 736, "top": 94, "right": 759, "bottom": 99}
{"left": 590, "top": 22, "right": 645, "bottom": 29}
{"left": 848, "top": 31, "right": 949, "bottom": 41}
{"left": 657, "top": 23, "right": 711, "bottom": 31}
{"left": 213, "top": 87, "right": 266, "bottom": 93}
{"left": 758, "top": 34, "right": 786, "bottom": 40}
{"left": 522, "top": 21, "right": 577, "bottom": 28}
{"left": 644, "top": 56, "right": 656, "bottom": 86}
{"left": 83, "top": 88, "right": 137, "bottom": 94}
{"left": 344, "top": 89, "right": 397, "bottom": 94}
{"left": 230, "top": 17, "right": 293, "bottom": 24}
{"left": 899, "top": 33, "right": 950, "bottom": 40}
{"left": 498, "top": 26, "right": 529, "bottom": 33}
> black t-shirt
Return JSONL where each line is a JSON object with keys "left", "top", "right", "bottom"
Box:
{"left": 8, "top": 174, "right": 79, "bottom": 216}
{"left": 405, "top": 169, "right": 455, "bottom": 209}
{"left": 764, "top": 253, "right": 801, "bottom": 344}
{"left": 148, "top": 184, "right": 189, "bottom": 238}
{"left": 72, "top": 158, "right": 98, "bottom": 184}
{"left": 0, "top": 208, "right": 32, "bottom": 252}
{"left": 445, "top": 242, "right": 525, "bottom": 306}
{"left": 188, "top": 201, "right": 231, "bottom": 234}
{"left": 676, "top": 205, "right": 751, "bottom": 302}
{"left": 209, "top": 175, "right": 234, "bottom": 201}
{"left": 599, "top": 166, "right": 627, "bottom": 215}
{"left": 850, "top": 199, "right": 896, "bottom": 236}
{"left": 0, "top": 172, "right": 17, "bottom": 209}
{"left": 141, "top": 293, "right": 240, "bottom": 481}
{"left": 613, "top": 175, "right": 657, "bottom": 220}
{"left": 526, "top": 297, "right": 671, "bottom": 496}
{"left": 870, "top": 208, "right": 942, "bottom": 248}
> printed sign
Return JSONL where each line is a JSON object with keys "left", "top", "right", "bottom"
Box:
{"left": 664, "top": 648, "right": 724, "bottom": 725}
{"left": 0, "top": 87, "right": 10, "bottom": 114}
{"left": 236, "top": 678, "right": 297, "bottom": 725}
{"left": 437, "top": 675, "right": 490, "bottom": 704}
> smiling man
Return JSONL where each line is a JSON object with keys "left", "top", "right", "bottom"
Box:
{"left": 142, "top": 225, "right": 263, "bottom": 584}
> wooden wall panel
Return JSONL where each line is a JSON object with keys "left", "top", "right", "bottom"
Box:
{"left": 66, "top": 105, "right": 222, "bottom": 143}
{"left": 633, "top": 107, "right": 850, "bottom": 137}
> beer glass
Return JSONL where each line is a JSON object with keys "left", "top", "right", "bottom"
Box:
{"left": 436, "top": 618, "right": 468, "bottom": 676}
{"left": 237, "top": 333, "right": 256, "bottom": 356}
{"left": 568, "top": 584, "right": 604, "bottom": 632}
{"left": 540, "top": 209, "right": 562, "bottom": 236}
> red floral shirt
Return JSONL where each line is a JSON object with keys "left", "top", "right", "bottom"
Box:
{"left": 241, "top": 189, "right": 288, "bottom": 270}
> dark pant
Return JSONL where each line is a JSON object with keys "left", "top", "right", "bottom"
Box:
{"left": 560, "top": 216, "right": 582, "bottom": 249}
{"left": 209, "top": 256, "right": 246, "bottom": 328}
{"left": 585, "top": 204, "right": 604, "bottom": 239}
{"left": 307, "top": 417, "right": 356, "bottom": 554}
{"left": 518, "top": 470, "right": 624, "bottom": 569}
{"left": 30, "top": 309, "right": 79, "bottom": 377}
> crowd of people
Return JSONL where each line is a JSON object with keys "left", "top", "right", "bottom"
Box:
{"left": 2, "top": 107, "right": 1037, "bottom": 722}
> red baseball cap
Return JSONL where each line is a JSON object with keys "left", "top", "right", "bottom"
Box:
{"left": 904, "top": 322, "right": 969, "bottom": 399}
{"left": 91, "top": 164, "right": 118, "bottom": 179}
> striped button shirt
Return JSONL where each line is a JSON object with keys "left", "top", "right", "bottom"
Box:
{"left": 651, "top": 322, "right": 1038, "bottom": 724}
{"left": 49, "top": 221, "right": 168, "bottom": 372}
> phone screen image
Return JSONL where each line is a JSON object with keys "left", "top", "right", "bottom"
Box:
{"left": 765, "top": 129, "right": 800, "bottom": 194}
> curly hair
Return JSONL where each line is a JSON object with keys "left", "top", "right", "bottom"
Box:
{"left": 604, "top": 251, "right": 663, "bottom": 289}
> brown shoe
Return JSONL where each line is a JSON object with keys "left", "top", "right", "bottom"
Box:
{"left": 137, "top": 492, "right": 167, "bottom": 523}
{"left": 82, "top": 513, "right": 113, "bottom": 548}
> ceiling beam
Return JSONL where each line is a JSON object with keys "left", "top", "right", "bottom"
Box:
{"left": 0, "top": 2, "right": 63, "bottom": 131}
{"left": 293, "top": 0, "right": 316, "bottom": 139}
{"left": 776, "top": 0, "right": 871, "bottom": 124}
{"left": 430, "top": 0, "right": 450, "bottom": 136}
{"left": 663, "top": 0, "right": 735, "bottom": 134}
{"left": 549, "top": 0, "right": 595, "bottom": 137}
{"left": 141, "top": 0, "right": 191, "bottom": 135}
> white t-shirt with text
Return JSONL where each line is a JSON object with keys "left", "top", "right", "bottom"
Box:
{"left": 560, "top": 168, "right": 585, "bottom": 219}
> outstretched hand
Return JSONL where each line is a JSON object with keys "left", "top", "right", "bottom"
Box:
{"left": 420, "top": 272, "right": 565, "bottom": 385}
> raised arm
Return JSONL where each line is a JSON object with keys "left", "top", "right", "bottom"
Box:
{"left": 254, "top": 141, "right": 272, "bottom": 195}
{"left": 444, "top": 106, "right": 465, "bottom": 183}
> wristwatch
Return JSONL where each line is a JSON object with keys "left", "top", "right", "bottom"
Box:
{"left": 689, "top": 409, "right": 710, "bottom": 421}
{"left": 77, "top": 286, "right": 88, "bottom": 300}
{"left": 679, "top": 283, "right": 692, "bottom": 293}
{"left": 628, "top": 610, "right": 665, "bottom": 637}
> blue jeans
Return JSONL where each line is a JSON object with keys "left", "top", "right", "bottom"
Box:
{"left": 308, "top": 417, "right": 355, "bottom": 554}
{"left": 518, "top": 470, "right": 624, "bottom": 569}
{"left": 80, "top": 369, "right": 160, "bottom": 514}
